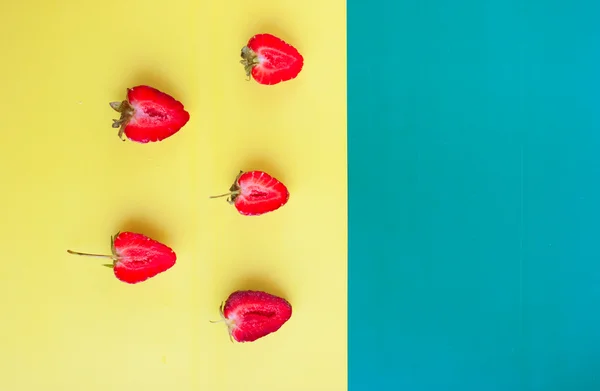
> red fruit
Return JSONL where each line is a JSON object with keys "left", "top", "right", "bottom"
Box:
{"left": 212, "top": 290, "right": 293, "bottom": 343}
{"left": 240, "top": 33, "right": 304, "bottom": 85}
{"left": 210, "top": 170, "right": 290, "bottom": 216}
{"left": 67, "top": 231, "right": 177, "bottom": 284}
{"left": 109, "top": 85, "right": 190, "bottom": 143}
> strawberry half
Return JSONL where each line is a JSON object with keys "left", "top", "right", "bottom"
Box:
{"left": 67, "top": 231, "right": 177, "bottom": 284}
{"left": 109, "top": 85, "right": 190, "bottom": 143}
{"left": 210, "top": 170, "right": 290, "bottom": 216}
{"left": 212, "top": 290, "right": 293, "bottom": 343}
{"left": 240, "top": 33, "right": 304, "bottom": 85}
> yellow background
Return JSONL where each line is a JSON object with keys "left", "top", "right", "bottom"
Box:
{"left": 0, "top": 1, "right": 346, "bottom": 390}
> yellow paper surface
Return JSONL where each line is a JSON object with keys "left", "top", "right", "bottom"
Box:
{"left": 0, "top": 1, "right": 346, "bottom": 390}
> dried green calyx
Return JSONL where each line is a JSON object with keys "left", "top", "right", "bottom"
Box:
{"left": 66, "top": 231, "right": 121, "bottom": 269}
{"left": 109, "top": 99, "right": 135, "bottom": 141}
{"left": 208, "top": 170, "right": 244, "bottom": 204}
{"left": 240, "top": 46, "right": 260, "bottom": 80}
{"left": 208, "top": 301, "right": 235, "bottom": 343}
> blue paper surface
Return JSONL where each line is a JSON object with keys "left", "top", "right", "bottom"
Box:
{"left": 348, "top": 1, "right": 600, "bottom": 389}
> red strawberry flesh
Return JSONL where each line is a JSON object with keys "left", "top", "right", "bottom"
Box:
{"left": 235, "top": 171, "right": 289, "bottom": 215}
{"left": 210, "top": 170, "right": 290, "bottom": 216}
{"left": 110, "top": 85, "right": 190, "bottom": 143}
{"left": 112, "top": 232, "right": 177, "bottom": 284}
{"left": 218, "top": 290, "right": 293, "bottom": 343}
{"left": 241, "top": 33, "right": 304, "bottom": 85}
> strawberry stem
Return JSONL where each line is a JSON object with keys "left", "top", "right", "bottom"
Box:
{"left": 210, "top": 302, "right": 235, "bottom": 343}
{"left": 208, "top": 191, "right": 240, "bottom": 199}
{"left": 67, "top": 249, "right": 116, "bottom": 261}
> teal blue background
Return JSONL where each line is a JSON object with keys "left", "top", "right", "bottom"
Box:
{"left": 348, "top": 1, "right": 600, "bottom": 390}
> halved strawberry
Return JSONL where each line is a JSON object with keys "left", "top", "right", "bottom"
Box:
{"left": 109, "top": 85, "right": 190, "bottom": 143}
{"left": 212, "top": 290, "right": 293, "bottom": 343}
{"left": 240, "top": 33, "right": 304, "bottom": 85}
{"left": 67, "top": 231, "right": 177, "bottom": 284}
{"left": 209, "top": 170, "right": 290, "bottom": 216}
